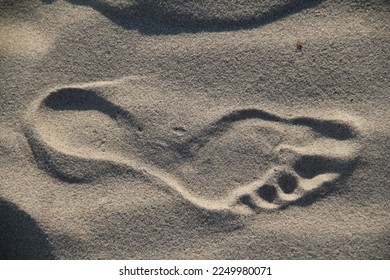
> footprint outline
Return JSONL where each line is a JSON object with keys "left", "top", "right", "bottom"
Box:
{"left": 24, "top": 80, "right": 361, "bottom": 215}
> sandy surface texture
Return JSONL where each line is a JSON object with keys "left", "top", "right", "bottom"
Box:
{"left": 0, "top": 0, "right": 389, "bottom": 259}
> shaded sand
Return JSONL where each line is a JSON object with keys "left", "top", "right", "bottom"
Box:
{"left": 0, "top": 0, "right": 389, "bottom": 259}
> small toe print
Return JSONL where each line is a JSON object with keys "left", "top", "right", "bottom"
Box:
{"left": 278, "top": 173, "right": 298, "bottom": 194}
{"left": 257, "top": 184, "right": 277, "bottom": 203}
{"left": 238, "top": 194, "right": 259, "bottom": 212}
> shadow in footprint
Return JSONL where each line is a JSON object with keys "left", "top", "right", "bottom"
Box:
{"left": 0, "top": 198, "right": 55, "bottom": 259}
{"left": 290, "top": 118, "right": 357, "bottom": 140}
{"left": 293, "top": 155, "right": 357, "bottom": 179}
{"left": 44, "top": 88, "right": 142, "bottom": 131}
{"left": 41, "top": 0, "right": 323, "bottom": 35}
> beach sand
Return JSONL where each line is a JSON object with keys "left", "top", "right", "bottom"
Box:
{"left": 0, "top": 0, "right": 389, "bottom": 259}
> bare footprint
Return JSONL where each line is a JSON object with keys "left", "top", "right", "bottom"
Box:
{"left": 24, "top": 79, "right": 361, "bottom": 215}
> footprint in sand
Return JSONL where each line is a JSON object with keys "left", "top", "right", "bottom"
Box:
{"left": 24, "top": 78, "right": 361, "bottom": 215}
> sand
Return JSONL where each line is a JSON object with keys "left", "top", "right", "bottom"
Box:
{"left": 0, "top": 0, "right": 389, "bottom": 259}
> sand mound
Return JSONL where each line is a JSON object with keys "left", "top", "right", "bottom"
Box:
{"left": 60, "top": 0, "right": 321, "bottom": 31}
